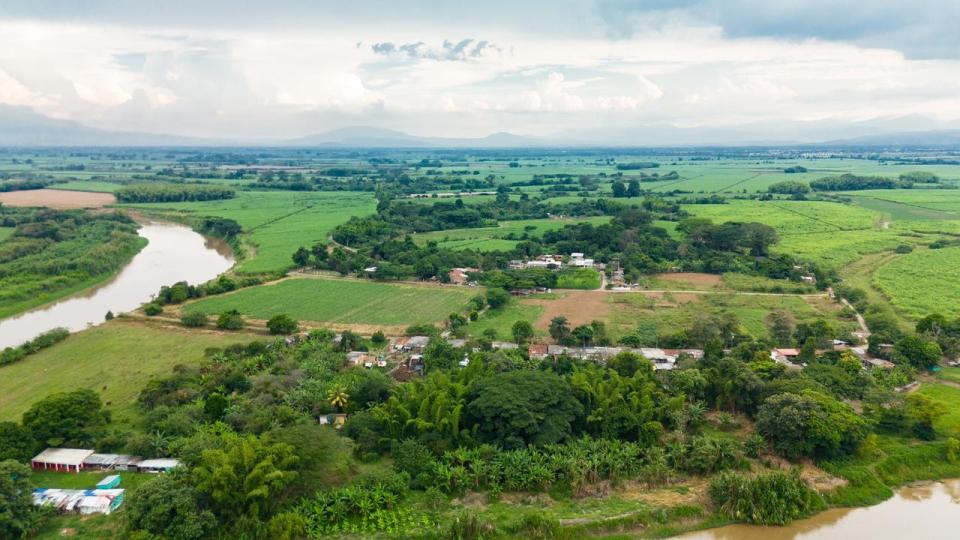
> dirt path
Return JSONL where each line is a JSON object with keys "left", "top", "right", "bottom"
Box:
{"left": 0, "top": 189, "right": 116, "bottom": 208}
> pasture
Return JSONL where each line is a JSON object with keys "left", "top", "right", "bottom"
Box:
{"left": 0, "top": 321, "right": 253, "bottom": 423}
{"left": 0, "top": 226, "right": 12, "bottom": 241}
{"left": 184, "top": 276, "right": 477, "bottom": 327}
{"left": 123, "top": 190, "right": 376, "bottom": 273}
{"left": 411, "top": 216, "right": 611, "bottom": 251}
{"left": 874, "top": 247, "right": 960, "bottom": 319}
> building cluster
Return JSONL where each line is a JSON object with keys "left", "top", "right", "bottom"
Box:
{"left": 33, "top": 487, "right": 125, "bottom": 516}
{"left": 529, "top": 345, "right": 704, "bottom": 371}
{"left": 31, "top": 448, "right": 181, "bottom": 474}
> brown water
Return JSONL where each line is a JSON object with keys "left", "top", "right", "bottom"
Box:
{"left": 0, "top": 221, "right": 234, "bottom": 349}
{"left": 679, "top": 479, "right": 960, "bottom": 539}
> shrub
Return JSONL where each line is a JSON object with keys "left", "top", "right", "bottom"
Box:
{"left": 709, "top": 470, "right": 824, "bottom": 525}
{"left": 181, "top": 312, "right": 208, "bottom": 328}
{"left": 217, "top": 310, "right": 244, "bottom": 330}
{"left": 267, "top": 314, "right": 299, "bottom": 335}
{"left": 144, "top": 303, "right": 163, "bottom": 316}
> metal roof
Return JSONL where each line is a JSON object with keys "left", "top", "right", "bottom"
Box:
{"left": 32, "top": 448, "right": 94, "bottom": 466}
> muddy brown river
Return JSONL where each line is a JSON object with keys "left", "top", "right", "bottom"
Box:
{"left": 0, "top": 221, "right": 234, "bottom": 349}
{"left": 679, "top": 479, "right": 960, "bottom": 539}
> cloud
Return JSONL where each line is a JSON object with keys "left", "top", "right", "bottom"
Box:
{"left": 596, "top": 0, "right": 960, "bottom": 59}
{"left": 371, "top": 38, "right": 501, "bottom": 61}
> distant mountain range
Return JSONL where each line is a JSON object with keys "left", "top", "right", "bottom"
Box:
{"left": 3, "top": 104, "right": 960, "bottom": 149}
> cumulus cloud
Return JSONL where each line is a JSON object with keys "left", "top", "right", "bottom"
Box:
{"left": 371, "top": 38, "right": 501, "bottom": 61}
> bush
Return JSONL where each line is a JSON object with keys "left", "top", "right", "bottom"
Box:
{"left": 181, "top": 312, "right": 208, "bottom": 328}
{"left": 217, "top": 310, "right": 244, "bottom": 330}
{"left": 144, "top": 303, "right": 163, "bottom": 316}
{"left": 267, "top": 314, "right": 299, "bottom": 335}
{"left": 709, "top": 470, "right": 824, "bottom": 525}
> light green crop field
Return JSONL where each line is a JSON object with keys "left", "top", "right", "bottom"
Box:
{"left": 0, "top": 226, "right": 13, "bottom": 241}
{"left": 467, "top": 300, "right": 544, "bottom": 340}
{"left": 557, "top": 268, "right": 602, "bottom": 289}
{"left": 774, "top": 229, "right": 916, "bottom": 270}
{"left": 684, "top": 200, "right": 882, "bottom": 234}
{"left": 124, "top": 191, "right": 376, "bottom": 273}
{"left": 842, "top": 189, "right": 960, "bottom": 216}
{"left": 185, "top": 277, "right": 477, "bottom": 326}
{"left": 0, "top": 321, "right": 253, "bottom": 423}
{"left": 608, "top": 292, "right": 850, "bottom": 342}
{"left": 411, "top": 216, "right": 611, "bottom": 251}
{"left": 49, "top": 180, "right": 122, "bottom": 193}
{"left": 874, "top": 247, "right": 960, "bottom": 319}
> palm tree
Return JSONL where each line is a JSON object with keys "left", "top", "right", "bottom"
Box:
{"left": 549, "top": 316, "right": 570, "bottom": 342}
{"left": 327, "top": 385, "right": 349, "bottom": 412}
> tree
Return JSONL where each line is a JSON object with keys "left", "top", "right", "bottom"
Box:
{"left": 756, "top": 390, "right": 867, "bottom": 459}
{"left": 327, "top": 385, "right": 349, "bottom": 412}
{"left": 292, "top": 247, "right": 310, "bottom": 267}
{"left": 612, "top": 181, "right": 627, "bottom": 198}
{"left": 465, "top": 371, "right": 583, "bottom": 449}
{"left": 549, "top": 316, "right": 570, "bottom": 343}
{"left": 0, "top": 422, "right": 34, "bottom": 462}
{"left": 204, "top": 394, "right": 229, "bottom": 422}
{"left": 511, "top": 320, "right": 534, "bottom": 345}
{"left": 893, "top": 335, "right": 942, "bottom": 369}
{"left": 798, "top": 337, "right": 817, "bottom": 364}
{"left": 371, "top": 331, "right": 387, "bottom": 347}
{"left": 627, "top": 180, "right": 641, "bottom": 197}
{"left": 22, "top": 389, "right": 106, "bottom": 448}
{"left": 267, "top": 314, "right": 299, "bottom": 335}
{"left": 486, "top": 288, "right": 510, "bottom": 310}
{"left": 0, "top": 460, "right": 47, "bottom": 539}
{"left": 216, "top": 310, "right": 244, "bottom": 330}
{"left": 572, "top": 324, "right": 595, "bottom": 346}
{"left": 124, "top": 472, "right": 216, "bottom": 540}
{"left": 765, "top": 309, "right": 795, "bottom": 347}
{"left": 192, "top": 434, "right": 298, "bottom": 523}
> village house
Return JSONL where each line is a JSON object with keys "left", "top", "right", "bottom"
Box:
{"left": 137, "top": 458, "right": 182, "bottom": 473}
{"left": 82, "top": 453, "right": 142, "bottom": 471}
{"left": 33, "top": 488, "right": 125, "bottom": 515}
{"left": 569, "top": 253, "right": 595, "bottom": 268}
{"left": 448, "top": 267, "right": 478, "bottom": 285}
{"left": 31, "top": 448, "right": 94, "bottom": 473}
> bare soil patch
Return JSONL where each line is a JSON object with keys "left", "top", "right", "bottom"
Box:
{"left": 528, "top": 290, "right": 611, "bottom": 330}
{"left": 655, "top": 272, "right": 722, "bottom": 287}
{"left": 0, "top": 189, "right": 115, "bottom": 208}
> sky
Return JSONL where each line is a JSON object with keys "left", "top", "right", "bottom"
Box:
{"left": 1, "top": 0, "right": 959, "bottom": 141}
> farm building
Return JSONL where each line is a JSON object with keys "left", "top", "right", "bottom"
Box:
{"left": 528, "top": 343, "right": 549, "bottom": 360}
{"left": 346, "top": 351, "right": 374, "bottom": 367}
{"left": 394, "top": 335, "right": 429, "bottom": 352}
{"left": 83, "top": 453, "right": 142, "bottom": 471}
{"left": 137, "top": 458, "right": 182, "bottom": 473}
{"left": 448, "top": 267, "right": 478, "bottom": 285}
{"left": 32, "top": 448, "right": 94, "bottom": 473}
{"left": 33, "top": 488, "right": 125, "bottom": 515}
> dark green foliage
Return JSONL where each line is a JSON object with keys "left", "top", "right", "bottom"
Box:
{"left": 709, "top": 470, "right": 824, "bottom": 525}
{"left": 144, "top": 302, "right": 163, "bottom": 316}
{"left": 485, "top": 288, "right": 510, "bottom": 309}
{"left": 21, "top": 388, "right": 107, "bottom": 448}
{"left": 0, "top": 460, "right": 48, "bottom": 539}
{"left": 0, "top": 422, "right": 34, "bottom": 462}
{"left": 124, "top": 472, "right": 216, "bottom": 540}
{"left": 756, "top": 390, "right": 867, "bottom": 459}
{"left": 115, "top": 183, "right": 235, "bottom": 203}
{"left": 767, "top": 180, "right": 810, "bottom": 195}
{"left": 267, "top": 313, "right": 299, "bottom": 335}
{"left": 180, "top": 311, "right": 208, "bottom": 327}
{"left": 810, "top": 173, "right": 902, "bottom": 191}
{"left": 216, "top": 309, "right": 244, "bottom": 330}
{"left": 892, "top": 335, "right": 942, "bottom": 369}
{"left": 466, "top": 370, "right": 582, "bottom": 449}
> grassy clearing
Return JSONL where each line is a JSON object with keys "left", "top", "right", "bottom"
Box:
{"left": 916, "top": 383, "right": 960, "bottom": 438}
{"left": 185, "top": 277, "right": 477, "bottom": 326}
{"left": 874, "top": 247, "right": 960, "bottom": 319}
{"left": 0, "top": 226, "right": 13, "bottom": 241}
{"left": 685, "top": 200, "right": 881, "bottom": 235}
{"left": 0, "top": 320, "right": 253, "bottom": 424}
{"left": 467, "top": 300, "right": 544, "bottom": 340}
{"left": 557, "top": 268, "right": 602, "bottom": 289}
{"left": 774, "top": 229, "right": 915, "bottom": 270}
{"left": 720, "top": 273, "right": 815, "bottom": 294}
{"left": 609, "top": 292, "right": 850, "bottom": 342}
{"left": 124, "top": 191, "right": 376, "bottom": 273}
{"left": 412, "top": 216, "right": 611, "bottom": 251}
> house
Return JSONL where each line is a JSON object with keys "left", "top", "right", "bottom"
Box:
{"left": 458, "top": 355, "right": 471, "bottom": 368}
{"left": 526, "top": 255, "right": 562, "bottom": 269}
{"left": 138, "top": 459, "right": 182, "bottom": 473}
{"left": 448, "top": 267, "right": 478, "bottom": 285}
{"left": 528, "top": 343, "right": 549, "bottom": 360}
{"left": 395, "top": 335, "right": 429, "bottom": 352}
{"left": 346, "top": 351, "right": 374, "bottom": 367}
{"left": 491, "top": 341, "right": 519, "bottom": 350}
{"left": 319, "top": 413, "right": 348, "bottom": 428}
{"left": 569, "top": 253, "right": 595, "bottom": 267}
{"left": 82, "top": 453, "right": 142, "bottom": 471}
{"left": 771, "top": 348, "right": 800, "bottom": 362}
{"left": 865, "top": 357, "right": 896, "bottom": 370}
{"left": 33, "top": 488, "right": 125, "bottom": 515}
{"left": 32, "top": 448, "right": 94, "bottom": 473}
{"left": 508, "top": 259, "right": 525, "bottom": 270}
{"left": 408, "top": 354, "right": 424, "bottom": 372}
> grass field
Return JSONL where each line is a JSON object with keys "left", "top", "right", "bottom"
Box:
{"left": 124, "top": 191, "right": 376, "bottom": 273}
{"left": 0, "top": 321, "right": 253, "bottom": 423}
{"left": 557, "top": 268, "right": 602, "bottom": 289}
{"left": 467, "top": 300, "right": 544, "bottom": 340}
{"left": 874, "top": 247, "right": 960, "bottom": 319}
{"left": 0, "top": 226, "right": 13, "bottom": 241}
{"left": 49, "top": 180, "right": 122, "bottom": 193}
{"left": 412, "top": 216, "right": 611, "bottom": 251}
{"left": 184, "top": 277, "right": 477, "bottom": 326}
{"left": 684, "top": 200, "right": 882, "bottom": 235}
{"left": 915, "top": 383, "right": 960, "bottom": 438}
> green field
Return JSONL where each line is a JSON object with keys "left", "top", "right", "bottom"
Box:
{"left": 124, "top": 191, "right": 376, "bottom": 273}
{"left": 685, "top": 200, "right": 882, "bottom": 235}
{"left": 412, "top": 216, "right": 611, "bottom": 251}
{"left": 467, "top": 300, "right": 544, "bottom": 340}
{"left": 874, "top": 247, "right": 960, "bottom": 319}
{"left": 49, "top": 180, "right": 122, "bottom": 193}
{"left": 185, "top": 277, "right": 477, "bottom": 326}
{"left": 609, "top": 292, "right": 849, "bottom": 342}
{"left": 556, "top": 268, "right": 602, "bottom": 289}
{"left": 0, "top": 226, "right": 13, "bottom": 241}
{"left": 0, "top": 321, "right": 253, "bottom": 423}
